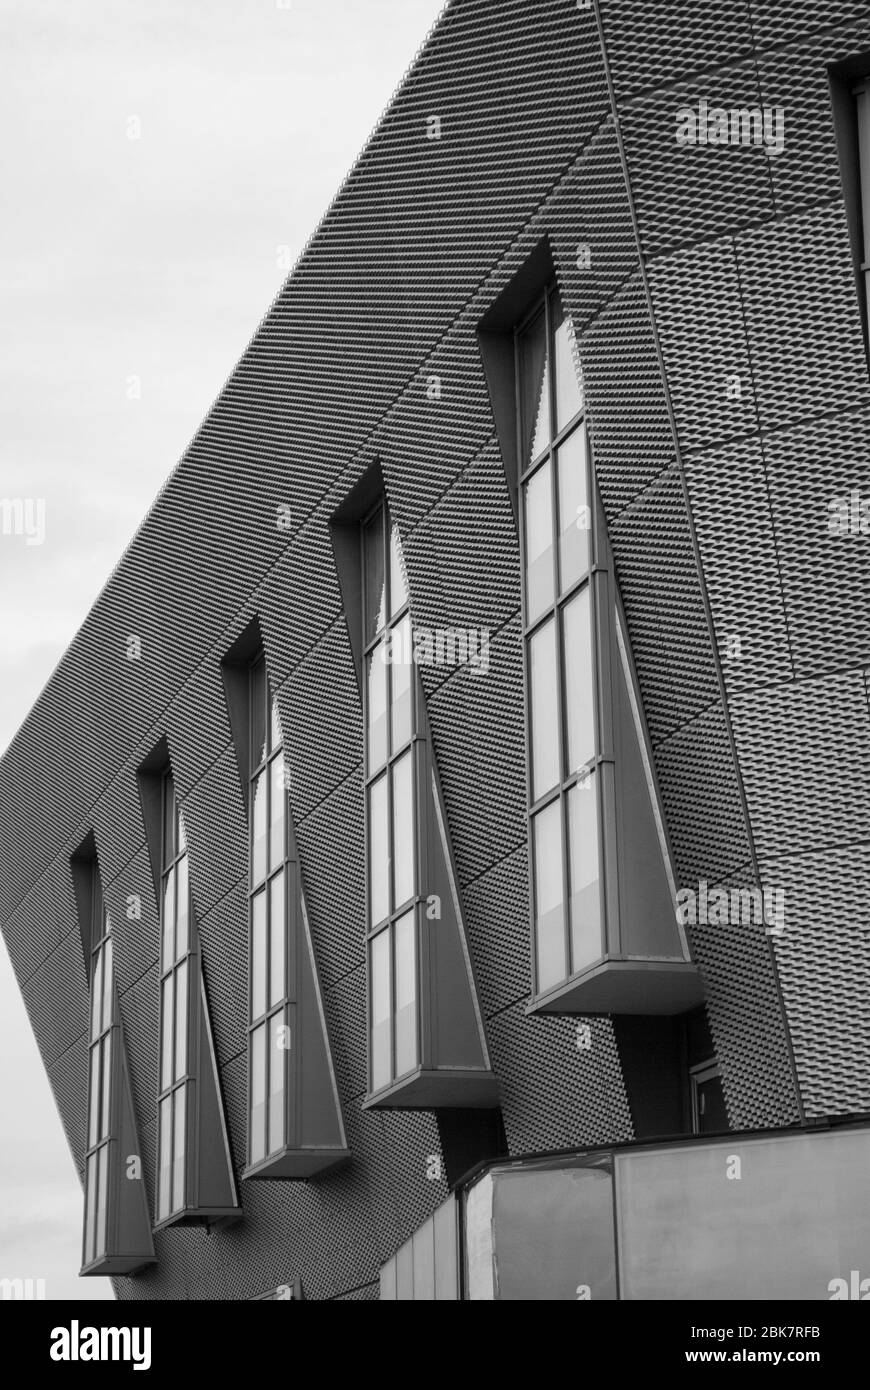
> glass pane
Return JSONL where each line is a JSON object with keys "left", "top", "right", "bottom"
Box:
{"left": 269, "top": 872, "right": 286, "bottom": 1008}
{"left": 251, "top": 1024, "right": 266, "bottom": 1164}
{"left": 391, "top": 752, "right": 415, "bottom": 911}
{"left": 563, "top": 588, "right": 596, "bottom": 776}
{"left": 162, "top": 779, "right": 175, "bottom": 864}
{"left": 370, "top": 929, "right": 391, "bottom": 1092}
{"left": 554, "top": 304, "right": 584, "bottom": 429}
{"left": 368, "top": 774, "right": 389, "bottom": 927}
{"left": 88, "top": 1045, "right": 100, "bottom": 1148}
{"left": 524, "top": 461, "right": 554, "bottom": 624}
{"left": 389, "top": 521, "right": 408, "bottom": 617}
{"left": 394, "top": 911, "right": 417, "bottom": 1079}
{"left": 557, "top": 426, "right": 590, "bottom": 592}
{"left": 366, "top": 641, "right": 388, "bottom": 773}
{"left": 175, "top": 856, "right": 189, "bottom": 960}
{"left": 84, "top": 1153, "right": 97, "bottom": 1265}
{"left": 529, "top": 618, "right": 560, "bottom": 801}
{"left": 568, "top": 780, "right": 602, "bottom": 974}
{"left": 100, "top": 1033, "right": 112, "bottom": 1142}
{"left": 269, "top": 756, "right": 285, "bottom": 871}
{"left": 252, "top": 770, "right": 267, "bottom": 886}
{"left": 390, "top": 615, "right": 412, "bottom": 751}
{"left": 521, "top": 308, "right": 550, "bottom": 465}
{"left": 250, "top": 658, "right": 267, "bottom": 768}
{"left": 269, "top": 698, "right": 282, "bottom": 756}
{"left": 533, "top": 800, "right": 566, "bottom": 993}
{"left": 103, "top": 904, "right": 112, "bottom": 938}
{"left": 172, "top": 1084, "right": 186, "bottom": 1214}
{"left": 95, "top": 1145, "right": 108, "bottom": 1260}
{"left": 90, "top": 946, "right": 103, "bottom": 1042}
{"left": 161, "top": 869, "right": 175, "bottom": 972}
{"left": 177, "top": 806, "right": 187, "bottom": 854}
{"left": 160, "top": 973, "right": 174, "bottom": 1093}
{"left": 252, "top": 890, "right": 267, "bottom": 1021}
{"left": 101, "top": 937, "right": 113, "bottom": 1033}
{"left": 174, "top": 961, "right": 188, "bottom": 1083}
{"left": 157, "top": 1096, "right": 172, "bottom": 1222}
{"left": 269, "top": 1013, "right": 285, "bottom": 1155}
{"left": 364, "top": 510, "right": 386, "bottom": 644}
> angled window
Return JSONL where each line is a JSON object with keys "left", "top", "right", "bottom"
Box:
{"left": 237, "top": 649, "right": 347, "bottom": 1178}
{"left": 363, "top": 504, "right": 417, "bottom": 1093}
{"left": 138, "top": 752, "right": 239, "bottom": 1228}
{"left": 518, "top": 290, "right": 601, "bottom": 996}
{"left": 221, "top": 625, "right": 348, "bottom": 1178}
{"left": 71, "top": 844, "right": 154, "bottom": 1275}
{"left": 331, "top": 489, "right": 496, "bottom": 1109}
{"left": 479, "top": 266, "right": 702, "bottom": 1015}
{"left": 156, "top": 772, "right": 195, "bottom": 1224}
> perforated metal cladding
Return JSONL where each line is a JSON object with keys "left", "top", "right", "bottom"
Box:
{"left": 762, "top": 843, "right": 870, "bottom": 1117}
{"left": 5, "top": 0, "right": 870, "bottom": 1300}
{"left": 748, "top": 0, "right": 870, "bottom": 50}
{"left": 22, "top": 929, "right": 87, "bottom": 1069}
{"left": 734, "top": 206, "right": 870, "bottom": 433}
{"left": 617, "top": 65, "right": 775, "bottom": 258}
{"left": 686, "top": 864, "right": 800, "bottom": 1131}
{"left": 598, "top": 0, "right": 755, "bottom": 101}
{"left": 755, "top": 35, "right": 854, "bottom": 218}
{"left": 581, "top": 275, "right": 676, "bottom": 518}
{"left": 730, "top": 670, "right": 870, "bottom": 861}
{"left": 426, "top": 619, "right": 526, "bottom": 886}
{"left": 46, "top": 1035, "right": 89, "bottom": 1172}
{"left": 608, "top": 468, "right": 721, "bottom": 744}
{"left": 462, "top": 846, "right": 530, "bottom": 1019}
{"left": 293, "top": 769, "right": 365, "bottom": 992}
{"left": 763, "top": 407, "right": 870, "bottom": 676}
{"left": 683, "top": 437, "right": 794, "bottom": 691}
{"left": 646, "top": 240, "right": 758, "bottom": 454}
{"left": 488, "top": 1005, "right": 632, "bottom": 1154}
{"left": 654, "top": 705, "right": 750, "bottom": 888}
{"left": 198, "top": 884, "right": 247, "bottom": 1073}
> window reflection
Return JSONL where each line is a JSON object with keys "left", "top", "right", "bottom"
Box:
{"left": 557, "top": 426, "right": 589, "bottom": 592}
{"left": 522, "top": 309, "right": 550, "bottom": 465}
{"left": 523, "top": 463, "right": 554, "bottom": 624}
{"left": 247, "top": 662, "right": 293, "bottom": 1169}
{"left": 530, "top": 619, "right": 560, "bottom": 801}
{"left": 363, "top": 502, "right": 420, "bottom": 1092}
{"left": 568, "top": 780, "right": 602, "bottom": 973}
{"left": 554, "top": 306, "right": 584, "bottom": 430}
{"left": 156, "top": 778, "right": 194, "bottom": 1220}
{"left": 519, "top": 290, "right": 602, "bottom": 997}
{"left": 533, "top": 801, "right": 566, "bottom": 992}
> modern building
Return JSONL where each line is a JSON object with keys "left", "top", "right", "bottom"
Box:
{"left": 4, "top": 0, "right": 870, "bottom": 1300}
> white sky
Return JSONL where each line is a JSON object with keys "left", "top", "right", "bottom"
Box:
{"left": 0, "top": 0, "right": 444, "bottom": 1300}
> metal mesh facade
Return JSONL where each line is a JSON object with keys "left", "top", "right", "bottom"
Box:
{"left": 2, "top": 0, "right": 870, "bottom": 1298}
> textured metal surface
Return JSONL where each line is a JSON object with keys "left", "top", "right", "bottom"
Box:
{"left": 3, "top": 0, "right": 870, "bottom": 1299}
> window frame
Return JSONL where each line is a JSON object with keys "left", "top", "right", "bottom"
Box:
{"left": 154, "top": 770, "right": 196, "bottom": 1228}
{"left": 245, "top": 657, "right": 292, "bottom": 1172}
{"left": 362, "top": 499, "right": 422, "bottom": 1096}
{"left": 515, "top": 285, "right": 609, "bottom": 1001}
{"left": 689, "top": 1059, "right": 725, "bottom": 1135}
{"left": 81, "top": 866, "right": 117, "bottom": 1272}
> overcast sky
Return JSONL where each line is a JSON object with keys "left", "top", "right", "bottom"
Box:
{"left": 0, "top": 0, "right": 444, "bottom": 1301}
